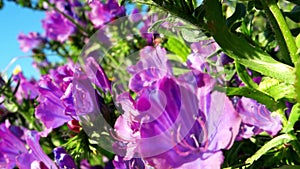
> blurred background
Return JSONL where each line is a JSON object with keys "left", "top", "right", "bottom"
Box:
{"left": 0, "top": 2, "right": 43, "bottom": 79}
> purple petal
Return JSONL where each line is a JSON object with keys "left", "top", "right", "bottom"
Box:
{"left": 128, "top": 46, "right": 172, "bottom": 93}
{"left": 84, "top": 57, "right": 111, "bottom": 93}
{"left": 18, "top": 32, "right": 45, "bottom": 52}
{"left": 53, "top": 147, "right": 76, "bottom": 169}
{"left": 88, "top": 0, "right": 125, "bottom": 28}
{"left": 25, "top": 131, "right": 58, "bottom": 169}
{"left": 42, "top": 11, "right": 75, "bottom": 42}
{"left": 236, "top": 97, "right": 282, "bottom": 138}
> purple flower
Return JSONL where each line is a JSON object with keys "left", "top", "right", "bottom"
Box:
{"left": 42, "top": 11, "right": 75, "bottom": 42}
{"left": 13, "top": 72, "right": 39, "bottom": 102}
{"left": 114, "top": 46, "right": 241, "bottom": 168}
{"left": 88, "top": 0, "right": 125, "bottom": 28}
{"left": 53, "top": 147, "right": 76, "bottom": 169}
{"left": 220, "top": 53, "right": 233, "bottom": 65}
{"left": 36, "top": 58, "right": 110, "bottom": 130}
{"left": 17, "top": 32, "right": 45, "bottom": 52}
{"left": 72, "top": 67, "right": 101, "bottom": 116}
{"left": 130, "top": 8, "right": 143, "bottom": 23}
{"left": 0, "top": 121, "right": 57, "bottom": 169}
{"left": 0, "top": 121, "right": 27, "bottom": 168}
{"left": 20, "top": 131, "right": 58, "bottom": 169}
{"left": 35, "top": 64, "right": 75, "bottom": 129}
{"left": 44, "top": 0, "right": 81, "bottom": 14}
{"left": 84, "top": 57, "right": 111, "bottom": 93}
{"left": 127, "top": 46, "right": 172, "bottom": 93}
{"left": 113, "top": 155, "right": 147, "bottom": 169}
{"left": 236, "top": 97, "right": 282, "bottom": 139}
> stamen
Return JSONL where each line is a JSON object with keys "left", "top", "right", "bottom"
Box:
{"left": 196, "top": 118, "right": 209, "bottom": 151}
{"left": 190, "top": 134, "right": 200, "bottom": 148}
{"left": 176, "top": 125, "right": 197, "bottom": 151}
{"left": 171, "top": 129, "right": 193, "bottom": 157}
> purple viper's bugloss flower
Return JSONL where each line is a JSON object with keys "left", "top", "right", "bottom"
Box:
{"left": 53, "top": 147, "right": 76, "bottom": 169}
{"left": 42, "top": 11, "right": 75, "bottom": 42}
{"left": 236, "top": 97, "right": 282, "bottom": 139}
{"left": 113, "top": 155, "right": 147, "bottom": 169}
{"left": 13, "top": 72, "right": 39, "bottom": 102}
{"left": 0, "top": 122, "right": 57, "bottom": 169}
{"left": 114, "top": 46, "right": 241, "bottom": 169}
{"left": 0, "top": 121, "right": 27, "bottom": 169}
{"left": 18, "top": 32, "right": 45, "bottom": 52}
{"left": 36, "top": 58, "right": 110, "bottom": 130}
{"left": 35, "top": 64, "right": 76, "bottom": 129}
{"left": 127, "top": 46, "right": 172, "bottom": 93}
{"left": 84, "top": 57, "right": 111, "bottom": 93}
{"left": 20, "top": 131, "right": 58, "bottom": 169}
{"left": 88, "top": 0, "right": 125, "bottom": 28}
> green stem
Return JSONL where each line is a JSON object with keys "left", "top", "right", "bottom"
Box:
{"left": 260, "top": 0, "right": 298, "bottom": 65}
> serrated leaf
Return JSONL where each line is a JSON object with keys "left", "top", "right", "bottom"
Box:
{"left": 245, "top": 134, "right": 297, "bottom": 166}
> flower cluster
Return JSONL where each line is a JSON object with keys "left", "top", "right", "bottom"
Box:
{"left": 1, "top": 0, "right": 298, "bottom": 168}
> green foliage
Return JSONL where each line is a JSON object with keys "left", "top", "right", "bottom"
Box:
{"left": 245, "top": 134, "right": 297, "bottom": 166}
{"left": 296, "top": 58, "right": 300, "bottom": 103}
{"left": 164, "top": 36, "right": 190, "bottom": 62}
{"left": 225, "top": 86, "right": 285, "bottom": 111}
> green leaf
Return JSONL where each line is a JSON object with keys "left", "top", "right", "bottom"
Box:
{"left": 283, "top": 104, "right": 300, "bottom": 133}
{"left": 258, "top": 78, "right": 296, "bottom": 101}
{"left": 205, "top": 0, "right": 295, "bottom": 84}
{"left": 225, "top": 87, "right": 285, "bottom": 111}
{"left": 235, "top": 62, "right": 258, "bottom": 88}
{"left": 265, "top": 83, "right": 296, "bottom": 101}
{"left": 286, "top": 0, "right": 300, "bottom": 6}
{"left": 3, "top": 101, "right": 18, "bottom": 112}
{"left": 245, "top": 134, "right": 297, "bottom": 166}
{"left": 181, "top": 28, "right": 207, "bottom": 42}
{"left": 296, "top": 58, "right": 300, "bottom": 103}
{"left": 117, "top": 0, "right": 126, "bottom": 6}
{"left": 258, "top": 77, "right": 280, "bottom": 91}
{"left": 148, "top": 19, "right": 166, "bottom": 33}
{"left": 164, "top": 37, "right": 191, "bottom": 62}
{"left": 285, "top": 6, "right": 300, "bottom": 23}
{"left": 296, "top": 33, "right": 300, "bottom": 49}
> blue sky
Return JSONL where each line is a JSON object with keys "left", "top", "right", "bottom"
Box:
{"left": 0, "top": 2, "right": 45, "bottom": 79}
